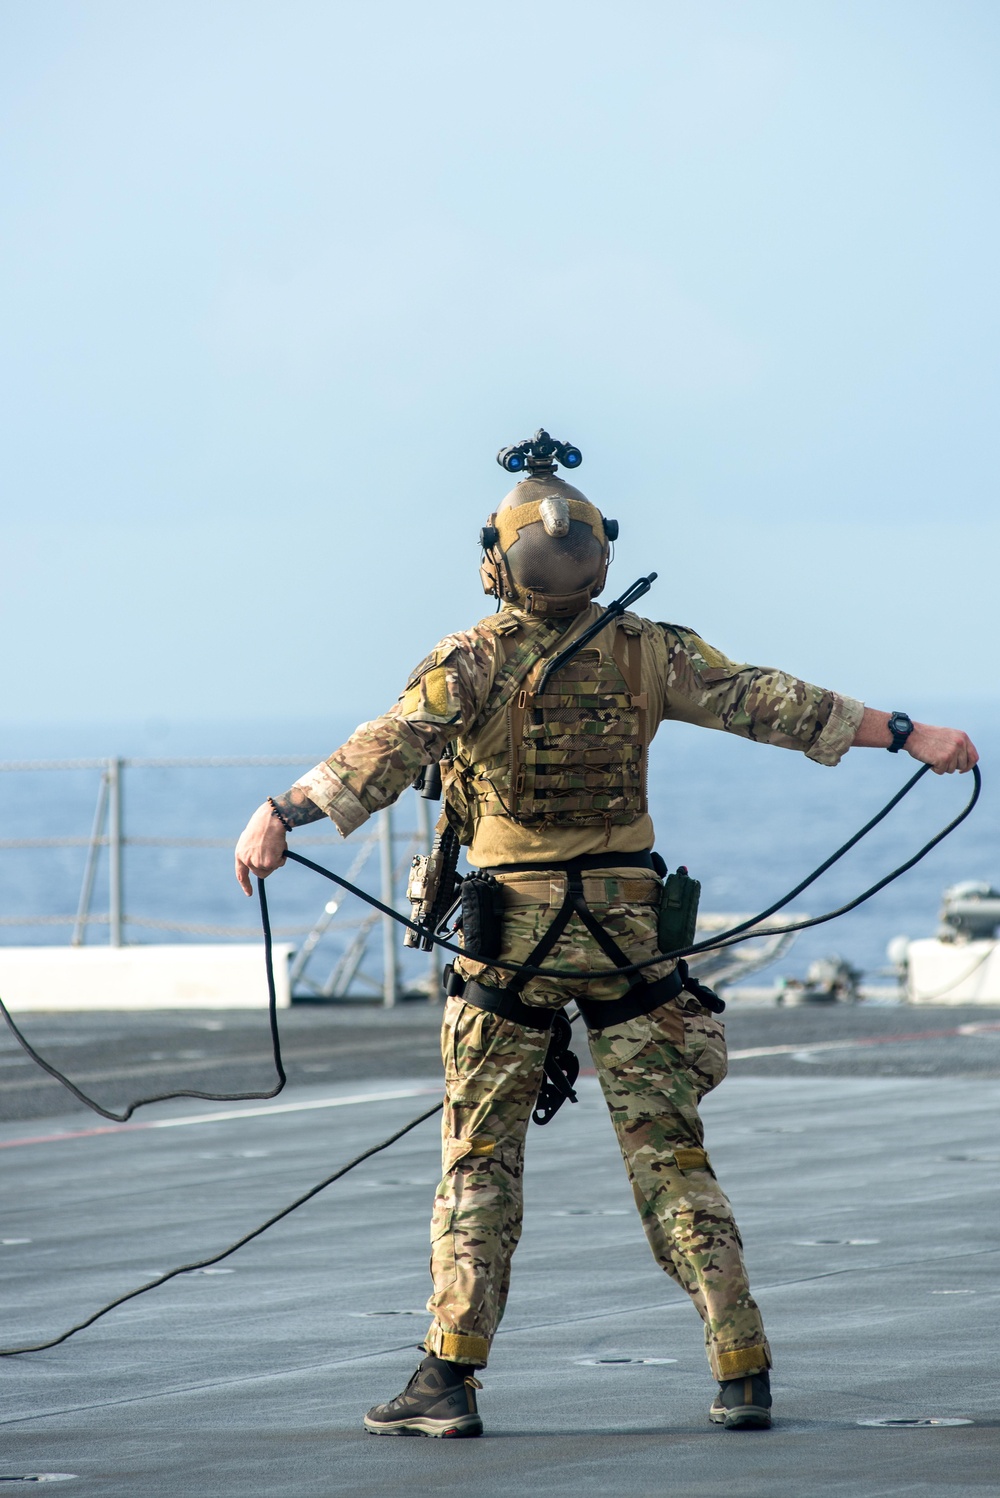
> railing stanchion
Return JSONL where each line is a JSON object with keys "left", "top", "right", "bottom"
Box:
{"left": 108, "top": 757, "right": 124, "bottom": 947}
{"left": 72, "top": 770, "right": 110, "bottom": 947}
{"left": 0, "top": 757, "right": 425, "bottom": 967}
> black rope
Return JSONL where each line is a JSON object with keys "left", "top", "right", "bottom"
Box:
{"left": 286, "top": 763, "right": 982, "bottom": 978}
{"left": 0, "top": 1093, "right": 442, "bottom": 1356}
{"left": 0, "top": 879, "right": 286, "bottom": 1124}
{"left": 2, "top": 766, "right": 977, "bottom": 1125}
{"left": 0, "top": 872, "right": 442, "bottom": 1358}
{"left": 0, "top": 764, "right": 980, "bottom": 1128}
{"left": 0, "top": 760, "right": 981, "bottom": 1356}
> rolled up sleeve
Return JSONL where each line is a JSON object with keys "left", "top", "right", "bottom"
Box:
{"left": 805, "top": 692, "right": 864, "bottom": 766}
{"left": 292, "top": 760, "right": 372, "bottom": 836}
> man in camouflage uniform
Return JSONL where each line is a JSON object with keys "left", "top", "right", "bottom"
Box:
{"left": 236, "top": 445, "right": 977, "bottom": 1437}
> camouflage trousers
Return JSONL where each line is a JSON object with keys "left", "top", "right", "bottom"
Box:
{"left": 423, "top": 870, "right": 771, "bottom": 1381}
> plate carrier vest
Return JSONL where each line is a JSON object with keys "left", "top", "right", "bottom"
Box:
{"left": 449, "top": 613, "right": 649, "bottom": 838}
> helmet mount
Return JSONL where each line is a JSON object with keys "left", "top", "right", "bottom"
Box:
{"left": 480, "top": 431, "right": 619, "bottom": 617}
{"left": 496, "top": 429, "right": 583, "bottom": 477}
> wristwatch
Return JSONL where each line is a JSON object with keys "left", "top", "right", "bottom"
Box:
{"left": 887, "top": 711, "right": 915, "bottom": 754}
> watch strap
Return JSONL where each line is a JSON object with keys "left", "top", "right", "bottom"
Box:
{"left": 887, "top": 713, "right": 914, "bottom": 754}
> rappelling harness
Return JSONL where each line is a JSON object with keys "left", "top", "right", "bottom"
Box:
{"left": 445, "top": 849, "right": 722, "bottom": 1126}
{"left": 414, "top": 573, "right": 724, "bottom": 1124}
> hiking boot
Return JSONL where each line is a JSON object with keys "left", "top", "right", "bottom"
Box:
{"left": 709, "top": 1370, "right": 772, "bottom": 1430}
{"left": 363, "top": 1355, "right": 484, "bottom": 1438}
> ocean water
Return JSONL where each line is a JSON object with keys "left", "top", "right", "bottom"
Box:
{"left": 0, "top": 701, "right": 995, "bottom": 991}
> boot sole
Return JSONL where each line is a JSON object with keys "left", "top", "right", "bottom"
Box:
{"left": 709, "top": 1405, "right": 772, "bottom": 1430}
{"left": 363, "top": 1413, "right": 483, "bottom": 1438}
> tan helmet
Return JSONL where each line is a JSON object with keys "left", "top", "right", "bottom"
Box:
{"left": 479, "top": 474, "right": 619, "bottom": 617}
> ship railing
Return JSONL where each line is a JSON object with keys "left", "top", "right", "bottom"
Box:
{"left": 0, "top": 757, "right": 435, "bottom": 1006}
{"left": 690, "top": 912, "right": 802, "bottom": 989}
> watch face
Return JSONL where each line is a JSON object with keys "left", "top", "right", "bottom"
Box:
{"left": 890, "top": 713, "right": 913, "bottom": 735}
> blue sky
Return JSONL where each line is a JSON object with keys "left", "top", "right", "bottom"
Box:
{"left": 2, "top": 0, "right": 997, "bottom": 733}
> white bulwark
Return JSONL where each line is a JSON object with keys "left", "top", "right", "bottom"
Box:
{"left": 0, "top": 944, "right": 292, "bottom": 1011}
{"left": 906, "top": 938, "right": 1000, "bottom": 1005}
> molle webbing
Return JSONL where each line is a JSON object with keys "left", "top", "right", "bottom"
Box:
{"left": 467, "top": 618, "right": 565, "bottom": 737}
{"left": 462, "top": 621, "right": 647, "bottom": 829}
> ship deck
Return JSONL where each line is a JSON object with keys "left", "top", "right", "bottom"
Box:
{"left": 1, "top": 1001, "right": 998, "bottom": 1496}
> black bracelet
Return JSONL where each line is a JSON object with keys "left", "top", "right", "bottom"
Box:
{"left": 267, "top": 796, "right": 293, "bottom": 833}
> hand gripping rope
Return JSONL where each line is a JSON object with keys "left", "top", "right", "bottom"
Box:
{"left": 0, "top": 762, "right": 981, "bottom": 1355}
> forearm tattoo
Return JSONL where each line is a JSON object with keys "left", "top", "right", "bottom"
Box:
{"left": 270, "top": 786, "right": 325, "bottom": 828}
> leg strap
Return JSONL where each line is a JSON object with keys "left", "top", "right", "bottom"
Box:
{"left": 575, "top": 965, "right": 684, "bottom": 1027}
{"left": 458, "top": 979, "right": 558, "bottom": 1030}
{"left": 458, "top": 965, "right": 688, "bottom": 1034}
{"left": 452, "top": 980, "right": 577, "bottom": 1126}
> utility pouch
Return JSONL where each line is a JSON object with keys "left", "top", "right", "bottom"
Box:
{"left": 657, "top": 864, "right": 701, "bottom": 957}
{"left": 460, "top": 874, "right": 505, "bottom": 962}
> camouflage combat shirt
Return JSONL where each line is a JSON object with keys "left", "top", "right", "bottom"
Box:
{"left": 291, "top": 604, "right": 864, "bottom": 868}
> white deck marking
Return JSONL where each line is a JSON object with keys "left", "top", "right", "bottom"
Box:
{"left": 0, "top": 1086, "right": 442, "bottom": 1150}
{"left": 729, "top": 1020, "right": 1000, "bottom": 1061}
{"left": 4, "top": 1022, "right": 999, "bottom": 1150}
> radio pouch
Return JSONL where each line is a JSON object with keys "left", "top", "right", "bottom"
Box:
{"left": 461, "top": 874, "right": 505, "bottom": 962}
{"left": 657, "top": 865, "right": 701, "bottom": 957}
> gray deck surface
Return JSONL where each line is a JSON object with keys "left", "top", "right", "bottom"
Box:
{"left": 1, "top": 1003, "right": 998, "bottom": 1495}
